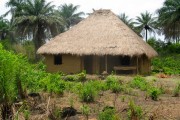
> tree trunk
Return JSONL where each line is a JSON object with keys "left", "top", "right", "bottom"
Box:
{"left": 16, "top": 74, "right": 26, "bottom": 99}
{"left": 33, "top": 25, "right": 45, "bottom": 61}
{"left": 146, "top": 29, "right": 148, "bottom": 42}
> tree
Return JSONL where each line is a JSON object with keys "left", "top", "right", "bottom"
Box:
{"left": 56, "top": 3, "right": 84, "bottom": 30}
{"left": 157, "top": 0, "right": 180, "bottom": 43}
{"left": 0, "top": 17, "right": 9, "bottom": 40}
{"left": 118, "top": 13, "right": 134, "bottom": 29}
{"left": 135, "top": 11, "right": 157, "bottom": 42}
{"left": 11, "top": 0, "right": 63, "bottom": 60}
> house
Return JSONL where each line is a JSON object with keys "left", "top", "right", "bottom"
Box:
{"left": 37, "top": 9, "right": 158, "bottom": 74}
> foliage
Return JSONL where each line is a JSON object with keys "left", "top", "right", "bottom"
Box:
{"left": 173, "top": 83, "right": 180, "bottom": 97}
{"left": 0, "top": 44, "right": 19, "bottom": 103}
{"left": 147, "top": 87, "right": 161, "bottom": 101}
{"left": 105, "top": 75, "right": 123, "bottom": 93}
{"left": 152, "top": 54, "right": 180, "bottom": 74}
{"left": 157, "top": 0, "right": 180, "bottom": 42}
{"left": 39, "top": 74, "right": 65, "bottom": 95}
{"left": 56, "top": 3, "right": 84, "bottom": 30}
{"left": 9, "top": 0, "right": 63, "bottom": 60}
{"left": 0, "top": 17, "right": 10, "bottom": 40}
{"left": 98, "top": 107, "right": 118, "bottom": 120}
{"left": 78, "top": 81, "right": 97, "bottom": 102}
{"left": 77, "top": 71, "right": 86, "bottom": 82}
{"left": 127, "top": 100, "right": 143, "bottom": 120}
{"left": 118, "top": 13, "right": 134, "bottom": 30}
{"left": 130, "top": 76, "right": 150, "bottom": 91}
{"left": 81, "top": 104, "right": 90, "bottom": 120}
{"left": 134, "top": 11, "right": 157, "bottom": 41}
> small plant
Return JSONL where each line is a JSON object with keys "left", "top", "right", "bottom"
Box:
{"left": 120, "top": 96, "right": 126, "bottom": 102}
{"left": 106, "top": 75, "right": 122, "bottom": 93}
{"left": 49, "top": 106, "right": 62, "bottom": 119}
{"left": 173, "top": 83, "right": 180, "bottom": 97}
{"left": 79, "top": 82, "right": 97, "bottom": 102}
{"left": 98, "top": 106, "right": 118, "bottom": 120}
{"left": 69, "top": 96, "right": 74, "bottom": 107}
{"left": 77, "top": 71, "right": 86, "bottom": 82}
{"left": 80, "top": 104, "right": 90, "bottom": 120}
{"left": 148, "top": 87, "right": 161, "bottom": 101}
{"left": 130, "top": 76, "right": 149, "bottom": 91}
{"left": 64, "top": 75, "right": 78, "bottom": 81}
{"left": 106, "top": 75, "right": 119, "bottom": 89}
{"left": 127, "top": 100, "right": 143, "bottom": 120}
{"left": 23, "top": 109, "right": 30, "bottom": 120}
{"left": 111, "top": 82, "right": 122, "bottom": 93}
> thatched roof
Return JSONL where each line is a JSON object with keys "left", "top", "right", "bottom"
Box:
{"left": 37, "top": 9, "right": 158, "bottom": 58}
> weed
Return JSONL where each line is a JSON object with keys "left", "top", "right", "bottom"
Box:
{"left": 77, "top": 71, "right": 86, "bottom": 82}
{"left": 98, "top": 106, "right": 118, "bottom": 120}
{"left": 120, "top": 96, "right": 126, "bottom": 102}
{"left": 127, "top": 100, "right": 143, "bottom": 120}
{"left": 148, "top": 87, "right": 161, "bottom": 101}
{"left": 173, "top": 83, "right": 180, "bottom": 97}
{"left": 130, "top": 76, "right": 149, "bottom": 91}
{"left": 79, "top": 82, "right": 97, "bottom": 102}
{"left": 81, "top": 104, "right": 90, "bottom": 120}
{"left": 106, "top": 75, "right": 122, "bottom": 93}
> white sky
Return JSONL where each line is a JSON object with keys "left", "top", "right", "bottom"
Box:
{"left": 1, "top": 0, "right": 165, "bottom": 18}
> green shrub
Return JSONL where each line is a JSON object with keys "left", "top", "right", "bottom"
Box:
{"left": 98, "top": 107, "right": 117, "bottom": 120}
{"left": 173, "top": 83, "right": 180, "bottom": 97}
{"left": 127, "top": 100, "right": 143, "bottom": 120}
{"left": 130, "top": 76, "right": 149, "bottom": 91}
{"left": 81, "top": 105, "right": 90, "bottom": 120}
{"left": 77, "top": 71, "right": 86, "bottom": 82}
{"left": 148, "top": 87, "right": 161, "bottom": 101}
{"left": 111, "top": 82, "right": 123, "bottom": 93}
{"left": 79, "top": 82, "right": 97, "bottom": 102}
{"left": 106, "top": 75, "right": 119, "bottom": 89}
{"left": 38, "top": 73, "right": 65, "bottom": 95}
{"left": 106, "top": 75, "right": 122, "bottom": 93}
{"left": 63, "top": 75, "right": 78, "bottom": 81}
{"left": 152, "top": 55, "right": 180, "bottom": 75}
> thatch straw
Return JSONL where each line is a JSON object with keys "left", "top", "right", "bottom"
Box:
{"left": 37, "top": 9, "right": 158, "bottom": 58}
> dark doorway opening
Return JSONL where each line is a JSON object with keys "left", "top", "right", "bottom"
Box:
{"left": 84, "top": 56, "right": 93, "bottom": 74}
{"left": 121, "top": 56, "right": 130, "bottom": 66}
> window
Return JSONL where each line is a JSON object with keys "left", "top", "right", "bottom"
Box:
{"left": 54, "top": 55, "right": 62, "bottom": 65}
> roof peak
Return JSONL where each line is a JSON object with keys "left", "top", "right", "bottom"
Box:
{"left": 93, "top": 9, "right": 112, "bottom": 15}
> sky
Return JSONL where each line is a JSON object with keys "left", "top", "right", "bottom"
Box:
{"left": 1, "top": 0, "right": 165, "bottom": 19}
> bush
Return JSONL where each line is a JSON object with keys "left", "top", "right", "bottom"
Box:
{"left": 39, "top": 74, "right": 65, "bottom": 95}
{"left": 127, "top": 100, "right": 143, "bottom": 120}
{"left": 173, "top": 83, "right": 180, "bottom": 97}
{"left": 77, "top": 71, "right": 86, "bottom": 82}
{"left": 148, "top": 87, "right": 161, "bottom": 101}
{"left": 79, "top": 82, "right": 97, "bottom": 102}
{"left": 152, "top": 54, "right": 180, "bottom": 75}
{"left": 98, "top": 107, "right": 118, "bottom": 120}
{"left": 81, "top": 105, "right": 90, "bottom": 120}
{"left": 130, "top": 76, "right": 149, "bottom": 91}
{"left": 105, "top": 75, "right": 122, "bottom": 93}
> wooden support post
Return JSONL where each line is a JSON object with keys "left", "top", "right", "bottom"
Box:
{"left": 136, "top": 57, "right": 139, "bottom": 74}
{"left": 105, "top": 55, "right": 108, "bottom": 73}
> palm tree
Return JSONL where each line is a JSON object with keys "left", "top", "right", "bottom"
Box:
{"left": 56, "top": 3, "right": 84, "bottom": 30}
{"left": 0, "top": 17, "right": 9, "bottom": 40}
{"left": 118, "top": 13, "right": 134, "bottom": 29}
{"left": 11, "top": 0, "right": 63, "bottom": 59}
{"left": 135, "top": 11, "right": 157, "bottom": 42}
{"left": 157, "top": 0, "right": 180, "bottom": 43}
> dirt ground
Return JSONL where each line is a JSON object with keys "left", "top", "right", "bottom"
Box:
{"left": 18, "top": 75, "right": 180, "bottom": 120}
